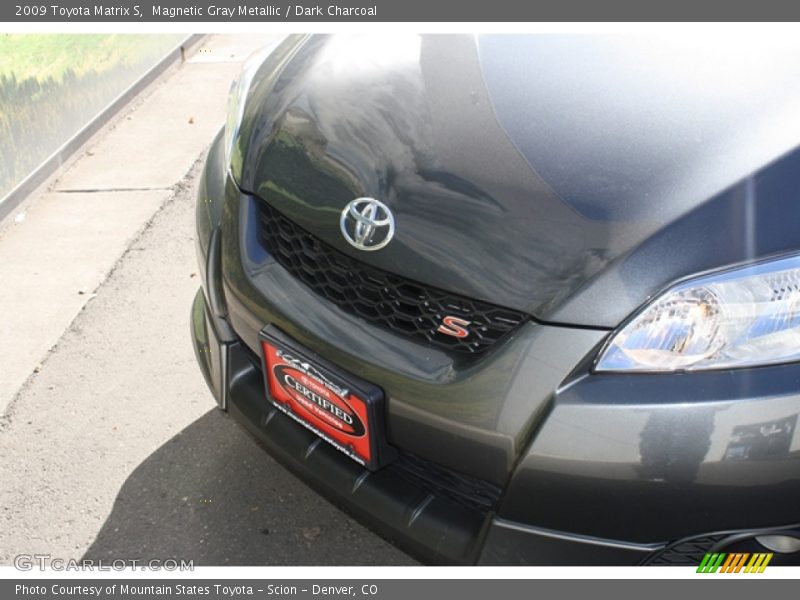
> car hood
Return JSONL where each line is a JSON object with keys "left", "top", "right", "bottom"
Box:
{"left": 238, "top": 34, "right": 800, "bottom": 326}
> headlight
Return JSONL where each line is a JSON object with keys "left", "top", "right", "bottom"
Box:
{"left": 596, "top": 253, "right": 800, "bottom": 372}
{"left": 223, "top": 43, "right": 279, "bottom": 174}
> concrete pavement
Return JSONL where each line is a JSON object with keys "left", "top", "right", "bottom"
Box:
{"left": 0, "top": 34, "right": 273, "bottom": 415}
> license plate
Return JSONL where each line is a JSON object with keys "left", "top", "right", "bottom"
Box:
{"left": 259, "top": 325, "right": 395, "bottom": 470}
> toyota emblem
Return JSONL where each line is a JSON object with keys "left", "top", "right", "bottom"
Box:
{"left": 339, "top": 198, "right": 395, "bottom": 251}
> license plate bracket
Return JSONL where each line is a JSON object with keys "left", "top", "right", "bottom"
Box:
{"left": 259, "top": 325, "right": 396, "bottom": 471}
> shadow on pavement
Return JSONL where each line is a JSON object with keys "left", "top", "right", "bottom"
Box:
{"left": 82, "top": 409, "right": 417, "bottom": 566}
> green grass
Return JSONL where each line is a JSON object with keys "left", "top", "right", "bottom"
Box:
{"left": 0, "top": 34, "right": 182, "bottom": 82}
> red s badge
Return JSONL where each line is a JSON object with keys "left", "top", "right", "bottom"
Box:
{"left": 437, "top": 316, "right": 472, "bottom": 339}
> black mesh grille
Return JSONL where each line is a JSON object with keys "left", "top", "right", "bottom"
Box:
{"left": 392, "top": 453, "right": 502, "bottom": 513}
{"left": 642, "top": 534, "right": 726, "bottom": 566}
{"left": 641, "top": 528, "right": 800, "bottom": 566}
{"left": 256, "top": 198, "right": 526, "bottom": 355}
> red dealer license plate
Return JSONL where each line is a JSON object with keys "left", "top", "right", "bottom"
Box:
{"left": 259, "top": 325, "right": 395, "bottom": 471}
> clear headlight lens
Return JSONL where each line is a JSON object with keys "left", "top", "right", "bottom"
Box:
{"left": 223, "top": 43, "right": 279, "bottom": 172}
{"left": 596, "top": 254, "right": 800, "bottom": 372}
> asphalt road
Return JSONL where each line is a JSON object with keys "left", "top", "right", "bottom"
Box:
{"left": 0, "top": 156, "right": 417, "bottom": 566}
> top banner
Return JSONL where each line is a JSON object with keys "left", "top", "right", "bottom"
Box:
{"left": 4, "top": 0, "right": 800, "bottom": 22}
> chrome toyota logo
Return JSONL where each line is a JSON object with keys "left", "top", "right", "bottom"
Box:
{"left": 339, "top": 198, "right": 395, "bottom": 251}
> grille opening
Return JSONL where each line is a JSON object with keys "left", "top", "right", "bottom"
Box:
{"left": 392, "top": 452, "right": 502, "bottom": 513}
{"left": 255, "top": 198, "right": 527, "bottom": 355}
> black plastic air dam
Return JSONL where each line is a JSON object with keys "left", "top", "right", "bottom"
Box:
{"left": 224, "top": 340, "right": 491, "bottom": 565}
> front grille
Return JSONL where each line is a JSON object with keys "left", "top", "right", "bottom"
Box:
{"left": 642, "top": 534, "right": 727, "bottom": 566}
{"left": 392, "top": 452, "right": 502, "bottom": 513}
{"left": 256, "top": 198, "right": 526, "bottom": 354}
{"left": 640, "top": 526, "right": 800, "bottom": 565}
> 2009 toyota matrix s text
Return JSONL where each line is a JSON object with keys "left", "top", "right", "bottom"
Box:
{"left": 191, "top": 34, "right": 800, "bottom": 565}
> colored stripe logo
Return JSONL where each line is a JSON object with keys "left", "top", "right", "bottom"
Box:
{"left": 697, "top": 552, "right": 773, "bottom": 573}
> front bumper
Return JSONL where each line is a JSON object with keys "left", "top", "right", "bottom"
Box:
{"left": 192, "top": 288, "right": 657, "bottom": 564}
{"left": 191, "top": 288, "right": 800, "bottom": 565}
